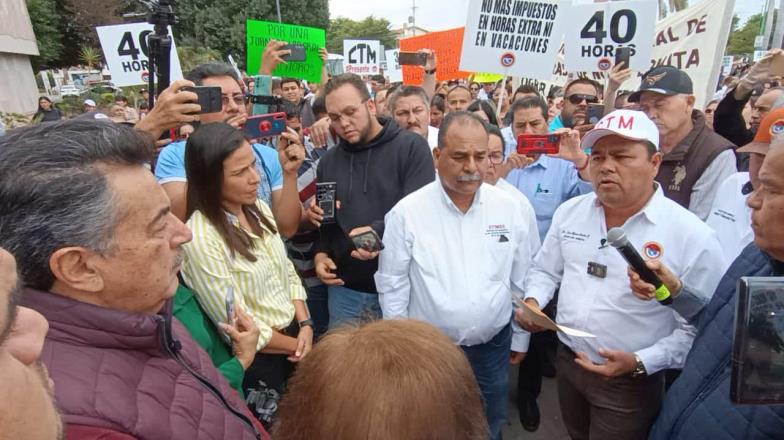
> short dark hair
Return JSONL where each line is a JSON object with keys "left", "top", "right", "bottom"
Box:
{"left": 281, "top": 77, "right": 302, "bottom": 88}
{"left": 564, "top": 78, "right": 602, "bottom": 97}
{"left": 431, "top": 95, "right": 445, "bottom": 112}
{"left": 187, "top": 62, "right": 240, "bottom": 86}
{"left": 486, "top": 123, "right": 504, "bottom": 144}
{"left": 324, "top": 73, "right": 371, "bottom": 101}
{"left": 466, "top": 100, "right": 499, "bottom": 127}
{"left": 184, "top": 123, "right": 277, "bottom": 260}
{"left": 283, "top": 102, "right": 301, "bottom": 119}
{"left": 312, "top": 95, "right": 327, "bottom": 118}
{"left": 114, "top": 95, "right": 128, "bottom": 102}
{"left": 0, "top": 120, "right": 153, "bottom": 290}
{"left": 370, "top": 74, "right": 386, "bottom": 84}
{"left": 386, "top": 82, "right": 401, "bottom": 96}
{"left": 514, "top": 84, "right": 540, "bottom": 99}
{"left": 387, "top": 86, "right": 430, "bottom": 113}
{"left": 509, "top": 96, "right": 549, "bottom": 123}
{"left": 437, "top": 111, "right": 488, "bottom": 149}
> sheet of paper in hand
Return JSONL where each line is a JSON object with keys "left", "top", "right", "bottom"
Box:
{"left": 519, "top": 299, "right": 596, "bottom": 338}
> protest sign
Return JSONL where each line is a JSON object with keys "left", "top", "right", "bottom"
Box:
{"left": 386, "top": 49, "right": 403, "bottom": 83}
{"left": 343, "top": 39, "right": 381, "bottom": 74}
{"left": 96, "top": 23, "right": 183, "bottom": 87}
{"left": 246, "top": 20, "right": 326, "bottom": 83}
{"left": 563, "top": 0, "right": 657, "bottom": 72}
{"left": 753, "top": 50, "right": 767, "bottom": 62}
{"left": 518, "top": 0, "right": 735, "bottom": 108}
{"left": 460, "top": 0, "right": 566, "bottom": 80}
{"left": 721, "top": 55, "right": 733, "bottom": 75}
{"left": 399, "top": 28, "right": 470, "bottom": 84}
{"left": 472, "top": 73, "right": 505, "bottom": 83}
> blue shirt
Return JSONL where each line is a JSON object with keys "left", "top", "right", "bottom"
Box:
{"left": 548, "top": 114, "right": 564, "bottom": 131}
{"left": 500, "top": 126, "right": 592, "bottom": 241}
{"left": 154, "top": 140, "right": 283, "bottom": 207}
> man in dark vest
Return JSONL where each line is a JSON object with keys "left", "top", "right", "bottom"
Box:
{"left": 629, "top": 66, "right": 737, "bottom": 221}
{"left": 0, "top": 120, "right": 270, "bottom": 440}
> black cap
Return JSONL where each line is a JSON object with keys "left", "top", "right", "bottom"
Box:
{"left": 628, "top": 66, "right": 693, "bottom": 102}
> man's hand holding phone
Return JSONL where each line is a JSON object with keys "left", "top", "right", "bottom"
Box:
{"left": 219, "top": 306, "right": 260, "bottom": 370}
{"left": 277, "top": 127, "right": 306, "bottom": 175}
{"left": 314, "top": 252, "right": 345, "bottom": 286}
{"left": 135, "top": 80, "right": 201, "bottom": 139}
{"left": 260, "top": 39, "right": 291, "bottom": 75}
{"left": 349, "top": 226, "right": 383, "bottom": 261}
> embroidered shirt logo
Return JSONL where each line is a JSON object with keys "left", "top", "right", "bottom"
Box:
{"left": 643, "top": 242, "right": 663, "bottom": 260}
{"left": 669, "top": 164, "right": 687, "bottom": 191}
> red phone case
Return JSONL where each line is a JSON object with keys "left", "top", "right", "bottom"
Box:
{"left": 517, "top": 134, "right": 560, "bottom": 155}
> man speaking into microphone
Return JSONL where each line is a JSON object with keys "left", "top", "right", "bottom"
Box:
{"left": 517, "top": 110, "right": 728, "bottom": 440}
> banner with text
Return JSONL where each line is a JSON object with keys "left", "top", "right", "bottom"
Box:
{"left": 563, "top": 0, "right": 657, "bottom": 72}
{"left": 246, "top": 20, "right": 326, "bottom": 83}
{"left": 343, "top": 39, "right": 381, "bottom": 74}
{"left": 399, "top": 28, "right": 470, "bottom": 84}
{"left": 96, "top": 23, "right": 183, "bottom": 87}
{"left": 386, "top": 49, "right": 403, "bottom": 83}
{"left": 460, "top": 0, "right": 566, "bottom": 79}
{"left": 518, "top": 0, "right": 734, "bottom": 108}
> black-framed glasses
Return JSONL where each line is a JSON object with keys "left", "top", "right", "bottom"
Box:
{"left": 488, "top": 152, "right": 504, "bottom": 165}
{"left": 567, "top": 94, "right": 599, "bottom": 105}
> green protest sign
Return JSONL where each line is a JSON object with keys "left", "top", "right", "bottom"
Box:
{"left": 246, "top": 20, "right": 326, "bottom": 83}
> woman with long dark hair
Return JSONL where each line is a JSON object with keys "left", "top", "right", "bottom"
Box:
{"left": 467, "top": 99, "right": 500, "bottom": 127}
{"left": 181, "top": 122, "right": 312, "bottom": 424}
{"left": 32, "top": 96, "right": 63, "bottom": 123}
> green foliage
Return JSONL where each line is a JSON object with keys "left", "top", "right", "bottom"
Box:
{"left": 727, "top": 13, "right": 763, "bottom": 55}
{"left": 174, "top": 0, "right": 330, "bottom": 70}
{"left": 177, "top": 45, "right": 222, "bottom": 73}
{"left": 326, "top": 16, "right": 396, "bottom": 54}
{"left": 79, "top": 46, "right": 103, "bottom": 70}
{"left": 26, "top": 0, "right": 64, "bottom": 68}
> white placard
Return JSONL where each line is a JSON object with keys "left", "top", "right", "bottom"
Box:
{"left": 753, "top": 50, "right": 767, "bottom": 62}
{"left": 563, "top": 0, "right": 657, "bottom": 73}
{"left": 96, "top": 23, "right": 184, "bottom": 87}
{"left": 721, "top": 55, "right": 733, "bottom": 75}
{"left": 386, "top": 49, "right": 403, "bottom": 83}
{"left": 343, "top": 39, "right": 381, "bottom": 75}
{"left": 460, "top": 0, "right": 566, "bottom": 80}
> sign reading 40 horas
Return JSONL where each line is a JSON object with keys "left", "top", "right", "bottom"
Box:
{"left": 96, "top": 23, "right": 184, "bottom": 87}
{"left": 564, "top": 0, "right": 657, "bottom": 73}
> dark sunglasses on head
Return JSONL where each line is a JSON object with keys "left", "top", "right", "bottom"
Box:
{"left": 567, "top": 94, "right": 599, "bottom": 105}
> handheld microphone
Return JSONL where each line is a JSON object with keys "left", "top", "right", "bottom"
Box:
{"left": 606, "top": 227, "right": 672, "bottom": 305}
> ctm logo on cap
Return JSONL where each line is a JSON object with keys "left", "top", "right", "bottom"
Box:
{"left": 596, "top": 114, "right": 636, "bottom": 131}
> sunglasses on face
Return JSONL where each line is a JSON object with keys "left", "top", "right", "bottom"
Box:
{"left": 567, "top": 94, "right": 599, "bottom": 105}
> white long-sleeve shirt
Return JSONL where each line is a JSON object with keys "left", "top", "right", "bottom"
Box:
{"left": 524, "top": 185, "right": 727, "bottom": 374}
{"left": 376, "top": 179, "right": 541, "bottom": 352}
{"left": 706, "top": 172, "right": 753, "bottom": 262}
{"left": 688, "top": 149, "right": 738, "bottom": 221}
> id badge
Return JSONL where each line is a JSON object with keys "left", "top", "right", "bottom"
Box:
{"left": 587, "top": 262, "right": 607, "bottom": 279}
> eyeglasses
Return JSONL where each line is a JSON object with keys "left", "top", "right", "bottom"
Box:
{"left": 567, "top": 94, "right": 599, "bottom": 105}
{"left": 470, "top": 87, "right": 479, "bottom": 91}
{"left": 488, "top": 152, "right": 504, "bottom": 164}
{"left": 222, "top": 94, "right": 246, "bottom": 107}
{"left": 328, "top": 99, "right": 369, "bottom": 123}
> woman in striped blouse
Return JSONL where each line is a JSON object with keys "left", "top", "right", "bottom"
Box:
{"left": 181, "top": 122, "right": 313, "bottom": 406}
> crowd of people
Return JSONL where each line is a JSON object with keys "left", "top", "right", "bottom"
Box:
{"left": 1, "top": 32, "right": 784, "bottom": 440}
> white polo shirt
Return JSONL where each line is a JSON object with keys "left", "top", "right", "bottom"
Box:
{"left": 426, "top": 126, "right": 439, "bottom": 150}
{"left": 706, "top": 172, "right": 753, "bottom": 263}
{"left": 496, "top": 178, "right": 541, "bottom": 256}
{"left": 376, "top": 179, "right": 540, "bottom": 352}
{"left": 524, "top": 184, "right": 727, "bottom": 374}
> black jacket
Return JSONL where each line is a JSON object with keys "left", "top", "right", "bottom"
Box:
{"left": 714, "top": 87, "right": 753, "bottom": 171}
{"left": 316, "top": 117, "right": 435, "bottom": 293}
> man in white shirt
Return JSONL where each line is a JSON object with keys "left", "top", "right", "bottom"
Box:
{"left": 387, "top": 86, "right": 439, "bottom": 150}
{"left": 518, "top": 110, "right": 727, "bottom": 440}
{"left": 376, "top": 112, "right": 540, "bottom": 440}
{"left": 707, "top": 107, "right": 784, "bottom": 261}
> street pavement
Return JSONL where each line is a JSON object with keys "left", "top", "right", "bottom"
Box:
{"left": 502, "top": 365, "right": 570, "bottom": 439}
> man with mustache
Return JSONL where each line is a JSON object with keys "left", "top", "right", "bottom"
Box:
{"left": 0, "top": 120, "right": 270, "bottom": 439}
{"left": 517, "top": 110, "right": 726, "bottom": 440}
{"left": 376, "top": 111, "right": 539, "bottom": 440}
{"left": 388, "top": 85, "right": 439, "bottom": 149}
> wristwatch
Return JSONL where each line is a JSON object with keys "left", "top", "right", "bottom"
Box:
{"left": 631, "top": 354, "right": 647, "bottom": 377}
{"left": 298, "top": 318, "right": 314, "bottom": 329}
{"left": 424, "top": 68, "right": 437, "bottom": 75}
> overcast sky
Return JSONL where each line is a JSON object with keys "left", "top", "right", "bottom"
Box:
{"left": 328, "top": 0, "right": 769, "bottom": 32}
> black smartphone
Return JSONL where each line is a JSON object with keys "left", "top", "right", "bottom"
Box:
{"left": 398, "top": 51, "right": 427, "bottom": 66}
{"left": 281, "top": 44, "right": 306, "bottom": 62}
{"left": 351, "top": 229, "right": 384, "bottom": 252}
{"left": 182, "top": 86, "right": 222, "bottom": 114}
{"left": 316, "top": 182, "right": 337, "bottom": 225}
{"left": 615, "top": 47, "right": 632, "bottom": 69}
{"left": 243, "top": 112, "right": 287, "bottom": 139}
{"left": 586, "top": 103, "right": 605, "bottom": 125}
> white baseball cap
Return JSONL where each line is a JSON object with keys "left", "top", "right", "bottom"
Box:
{"left": 580, "top": 109, "right": 660, "bottom": 151}
{"left": 83, "top": 99, "right": 96, "bottom": 107}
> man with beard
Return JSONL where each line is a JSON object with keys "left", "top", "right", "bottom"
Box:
{"left": 307, "top": 74, "right": 435, "bottom": 328}
{"left": 388, "top": 85, "right": 439, "bottom": 149}
{"left": 550, "top": 78, "right": 602, "bottom": 133}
